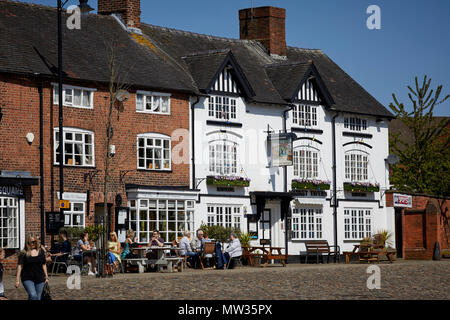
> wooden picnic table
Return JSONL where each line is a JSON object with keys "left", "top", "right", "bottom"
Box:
{"left": 344, "top": 244, "right": 395, "bottom": 263}
{"left": 128, "top": 246, "right": 183, "bottom": 273}
{"left": 242, "top": 246, "right": 287, "bottom": 267}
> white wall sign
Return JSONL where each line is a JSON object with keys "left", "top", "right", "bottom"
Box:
{"left": 393, "top": 193, "right": 412, "bottom": 208}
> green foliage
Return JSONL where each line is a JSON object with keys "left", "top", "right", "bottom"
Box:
{"left": 374, "top": 229, "right": 394, "bottom": 248}
{"left": 199, "top": 224, "right": 241, "bottom": 244}
{"left": 83, "top": 225, "right": 105, "bottom": 242}
{"left": 239, "top": 232, "right": 252, "bottom": 247}
{"left": 58, "top": 227, "right": 84, "bottom": 243}
{"left": 389, "top": 75, "right": 450, "bottom": 197}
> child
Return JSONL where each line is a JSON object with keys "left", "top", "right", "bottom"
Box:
{"left": 0, "top": 248, "right": 7, "bottom": 300}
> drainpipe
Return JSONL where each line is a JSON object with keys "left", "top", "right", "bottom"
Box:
{"left": 331, "top": 109, "right": 339, "bottom": 261}
{"left": 282, "top": 104, "right": 294, "bottom": 262}
{"left": 190, "top": 96, "right": 201, "bottom": 190}
{"left": 38, "top": 80, "right": 45, "bottom": 246}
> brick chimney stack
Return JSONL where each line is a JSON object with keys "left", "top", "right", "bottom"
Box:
{"left": 98, "top": 0, "right": 141, "bottom": 29}
{"left": 239, "top": 6, "right": 287, "bottom": 57}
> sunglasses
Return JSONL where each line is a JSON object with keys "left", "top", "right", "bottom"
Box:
{"left": 29, "top": 240, "right": 37, "bottom": 245}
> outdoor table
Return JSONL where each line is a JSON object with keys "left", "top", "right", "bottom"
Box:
{"left": 243, "top": 246, "right": 287, "bottom": 267}
{"left": 147, "top": 246, "right": 182, "bottom": 272}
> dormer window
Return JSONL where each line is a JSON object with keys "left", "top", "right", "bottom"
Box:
{"left": 208, "top": 96, "right": 237, "bottom": 121}
{"left": 344, "top": 117, "right": 367, "bottom": 131}
{"left": 292, "top": 104, "right": 317, "bottom": 127}
{"left": 136, "top": 91, "right": 171, "bottom": 115}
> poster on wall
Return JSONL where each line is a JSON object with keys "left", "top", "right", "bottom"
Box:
{"left": 269, "top": 133, "right": 295, "bottom": 167}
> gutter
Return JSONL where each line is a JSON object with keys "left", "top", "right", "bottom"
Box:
{"left": 191, "top": 96, "right": 201, "bottom": 190}
{"left": 331, "top": 109, "right": 339, "bottom": 261}
{"left": 38, "top": 79, "right": 45, "bottom": 246}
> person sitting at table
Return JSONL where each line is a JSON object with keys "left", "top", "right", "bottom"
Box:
{"left": 121, "top": 229, "right": 139, "bottom": 260}
{"left": 49, "top": 230, "right": 71, "bottom": 267}
{"left": 106, "top": 232, "right": 121, "bottom": 275}
{"left": 146, "top": 230, "right": 165, "bottom": 266}
{"left": 74, "top": 232, "right": 97, "bottom": 276}
{"left": 223, "top": 233, "right": 242, "bottom": 269}
{"left": 179, "top": 231, "right": 199, "bottom": 268}
{"left": 191, "top": 229, "right": 206, "bottom": 255}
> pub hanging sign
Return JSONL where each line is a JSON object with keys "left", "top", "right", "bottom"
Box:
{"left": 268, "top": 132, "right": 296, "bottom": 167}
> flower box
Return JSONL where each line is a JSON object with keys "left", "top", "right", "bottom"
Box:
{"left": 291, "top": 179, "right": 331, "bottom": 191}
{"left": 206, "top": 176, "right": 250, "bottom": 187}
{"left": 344, "top": 182, "right": 380, "bottom": 193}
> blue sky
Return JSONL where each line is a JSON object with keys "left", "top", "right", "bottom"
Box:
{"left": 19, "top": 0, "right": 450, "bottom": 116}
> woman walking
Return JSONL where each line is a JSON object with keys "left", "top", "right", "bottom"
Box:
{"left": 15, "top": 234, "right": 49, "bottom": 300}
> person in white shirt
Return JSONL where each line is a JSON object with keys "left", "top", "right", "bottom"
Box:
{"left": 179, "top": 231, "right": 199, "bottom": 268}
{"left": 223, "top": 233, "right": 242, "bottom": 269}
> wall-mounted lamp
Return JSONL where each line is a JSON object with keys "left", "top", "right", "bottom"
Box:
{"left": 26, "top": 132, "right": 35, "bottom": 144}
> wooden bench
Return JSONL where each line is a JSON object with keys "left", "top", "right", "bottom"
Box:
{"left": 344, "top": 244, "right": 396, "bottom": 263}
{"left": 304, "top": 240, "right": 340, "bottom": 264}
{"left": 164, "top": 257, "right": 185, "bottom": 272}
{"left": 122, "top": 258, "right": 148, "bottom": 273}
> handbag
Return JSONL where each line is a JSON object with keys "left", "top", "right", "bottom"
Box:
{"left": 41, "top": 282, "right": 52, "bottom": 301}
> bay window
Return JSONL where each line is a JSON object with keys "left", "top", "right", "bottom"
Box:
{"left": 129, "top": 199, "right": 194, "bottom": 242}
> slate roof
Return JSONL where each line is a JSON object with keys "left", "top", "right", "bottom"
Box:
{"left": 0, "top": 1, "right": 197, "bottom": 93}
{"left": 0, "top": 1, "right": 394, "bottom": 118}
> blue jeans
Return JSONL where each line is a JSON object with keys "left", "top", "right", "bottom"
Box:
{"left": 185, "top": 251, "right": 199, "bottom": 267}
{"left": 22, "top": 280, "right": 45, "bottom": 300}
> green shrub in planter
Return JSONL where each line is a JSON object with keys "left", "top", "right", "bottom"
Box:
{"left": 199, "top": 224, "right": 241, "bottom": 244}
{"left": 292, "top": 179, "right": 331, "bottom": 191}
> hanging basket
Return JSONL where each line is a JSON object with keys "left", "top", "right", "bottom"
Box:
{"left": 291, "top": 179, "right": 331, "bottom": 191}
{"left": 206, "top": 176, "right": 250, "bottom": 187}
{"left": 344, "top": 182, "right": 380, "bottom": 193}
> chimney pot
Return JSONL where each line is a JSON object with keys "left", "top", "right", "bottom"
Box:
{"left": 239, "top": 6, "right": 287, "bottom": 57}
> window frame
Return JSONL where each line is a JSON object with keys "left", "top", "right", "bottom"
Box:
{"left": 344, "top": 117, "right": 368, "bottom": 132}
{"left": 53, "top": 127, "right": 95, "bottom": 167}
{"left": 129, "top": 199, "right": 195, "bottom": 243}
{"left": 344, "top": 151, "right": 369, "bottom": 182}
{"left": 208, "top": 95, "right": 238, "bottom": 121}
{"left": 136, "top": 91, "right": 171, "bottom": 115}
{"left": 292, "top": 104, "right": 318, "bottom": 127}
{"left": 53, "top": 83, "right": 96, "bottom": 109}
{"left": 293, "top": 147, "right": 319, "bottom": 179}
{"left": 208, "top": 140, "right": 238, "bottom": 176}
{"left": 137, "top": 133, "right": 172, "bottom": 171}
{"left": 63, "top": 202, "right": 85, "bottom": 228}
{"left": 0, "top": 196, "right": 19, "bottom": 249}
{"left": 291, "top": 207, "right": 323, "bottom": 240}
{"left": 206, "top": 204, "right": 243, "bottom": 230}
{"left": 344, "top": 208, "right": 372, "bottom": 240}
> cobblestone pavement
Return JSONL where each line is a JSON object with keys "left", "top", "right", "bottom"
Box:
{"left": 2, "top": 260, "right": 449, "bottom": 300}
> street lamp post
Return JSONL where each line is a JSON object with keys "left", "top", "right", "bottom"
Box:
{"left": 56, "top": 0, "right": 93, "bottom": 263}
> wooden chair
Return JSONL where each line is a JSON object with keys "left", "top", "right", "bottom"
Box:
{"left": 199, "top": 241, "right": 216, "bottom": 269}
{"left": 172, "top": 240, "right": 188, "bottom": 271}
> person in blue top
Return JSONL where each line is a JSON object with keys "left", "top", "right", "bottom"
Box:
{"left": 121, "top": 229, "right": 138, "bottom": 260}
{"left": 49, "top": 230, "right": 72, "bottom": 263}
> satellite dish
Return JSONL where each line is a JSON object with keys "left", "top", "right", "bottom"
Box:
{"left": 116, "top": 90, "right": 130, "bottom": 102}
{"left": 386, "top": 154, "right": 399, "bottom": 165}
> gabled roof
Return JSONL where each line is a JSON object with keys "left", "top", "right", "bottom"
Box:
{"left": 182, "top": 50, "right": 255, "bottom": 98}
{"left": 266, "top": 61, "right": 334, "bottom": 106}
{"left": 0, "top": 1, "right": 197, "bottom": 93}
{"left": 0, "top": 1, "right": 394, "bottom": 118}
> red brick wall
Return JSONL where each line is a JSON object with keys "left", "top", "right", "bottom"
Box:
{"left": 98, "top": 0, "right": 141, "bottom": 28}
{"left": 0, "top": 73, "right": 190, "bottom": 270}
{"left": 386, "top": 192, "right": 449, "bottom": 259}
{"left": 239, "top": 6, "right": 287, "bottom": 57}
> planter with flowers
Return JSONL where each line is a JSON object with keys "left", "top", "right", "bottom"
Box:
{"left": 344, "top": 182, "right": 380, "bottom": 193}
{"left": 291, "top": 179, "right": 331, "bottom": 191}
{"left": 206, "top": 176, "right": 251, "bottom": 187}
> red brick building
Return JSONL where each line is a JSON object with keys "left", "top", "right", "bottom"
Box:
{"left": 0, "top": 0, "right": 199, "bottom": 270}
{"left": 386, "top": 192, "right": 449, "bottom": 260}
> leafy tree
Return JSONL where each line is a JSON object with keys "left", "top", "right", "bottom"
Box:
{"left": 389, "top": 76, "right": 449, "bottom": 197}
